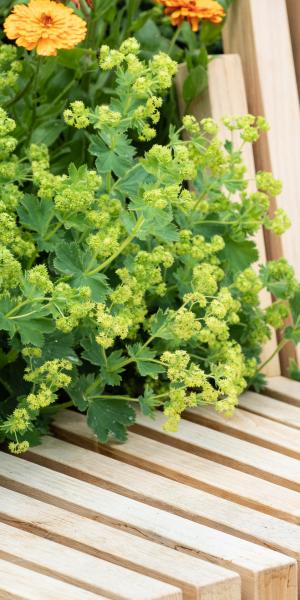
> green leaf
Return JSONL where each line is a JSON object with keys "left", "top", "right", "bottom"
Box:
{"left": 81, "top": 337, "right": 105, "bottom": 367}
{"left": 149, "top": 309, "right": 173, "bottom": 340}
{"left": 101, "top": 350, "right": 126, "bottom": 386}
{"left": 31, "top": 121, "right": 65, "bottom": 146}
{"left": 219, "top": 239, "right": 259, "bottom": 276}
{"left": 127, "top": 343, "right": 165, "bottom": 379}
{"left": 183, "top": 65, "right": 208, "bottom": 104}
{"left": 139, "top": 385, "right": 160, "bottom": 418}
{"left": 17, "top": 316, "right": 54, "bottom": 347}
{"left": 53, "top": 242, "right": 109, "bottom": 302}
{"left": 289, "top": 286, "right": 300, "bottom": 324}
{"left": 68, "top": 373, "right": 104, "bottom": 412}
{"left": 87, "top": 398, "right": 136, "bottom": 443}
{"left": 89, "top": 132, "right": 135, "bottom": 178}
{"left": 288, "top": 359, "right": 300, "bottom": 382}
{"left": 18, "top": 195, "right": 54, "bottom": 237}
{"left": 284, "top": 325, "right": 300, "bottom": 344}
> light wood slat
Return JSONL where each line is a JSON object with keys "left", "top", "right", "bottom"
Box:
{"left": 0, "top": 558, "right": 105, "bottom": 600}
{"left": 183, "top": 402, "right": 300, "bottom": 458}
{"left": 223, "top": 0, "right": 300, "bottom": 370}
{"left": 286, "top": 0, "right": 300, "bottom": 95}
{"left": 175, "top": 55, "right": 279, "bottom": 377}
{"left": 0, "top": 523, "right": 180, "bottom": 600}
{"left": 0, "top": 487, "right": 241, "bottom": 600}
{"left": 134, "top": 411, "right": 300, "bottom": 490}
{"left": 52, "top": 411, "right": 300, "bottom": 523}
{"left": 26, "top": 435, "right": 300, "bottom": 566}
{"left": 265, "top": 376, "right": 300, "bottom": 409}
{"left": 238, "top": 391, "right": 300, "bottom": 431}
{"left": 1, "top": 454, "right": 296, "bottom": 600}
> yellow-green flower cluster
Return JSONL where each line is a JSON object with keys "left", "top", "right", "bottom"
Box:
{"left": 0, "top": 43, "right": 22, "bottom": 91}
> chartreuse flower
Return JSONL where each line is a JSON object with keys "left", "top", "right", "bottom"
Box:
{"left": 0, "top": 41, "right": 299, "bottom": 454}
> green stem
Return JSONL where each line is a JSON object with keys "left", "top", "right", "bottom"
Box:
{"left": 3, "top": 74, "right": 35, "bottom": 109}
{"left": 169, "top": 24, "right": 182, "bottom": 54}
{"left": 86, "top": 215, "right": 145, "bottom": 276}
{"left": 90, "top": 394, "right": 140, "bottom": 402}
{"left": 256, "top": 338, "right": 288, "bottom": 374}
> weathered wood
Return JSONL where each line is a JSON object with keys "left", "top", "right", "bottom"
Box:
{"left": 223, "top": 0, "right": 300, "bottom": 369}
{"left": 0, "top": 486, "right": 241, "bottom": 600}
{"left": 238, "top": 390, "right": 300, "bottom": 430}
{"left": 176, "top": 55, "right": 279, "bottom": 377}
{"left": 134, "top": 411, "right": 300, "bottom": 490}
{"left": 265, "top": 376, "right": 300, "bottom": 410}
{"left": 286, "top": 0, "right": 300, "bottom": 95}
{"left": 0, "top": 558, "right": 105, "bottom": 600}
{"left": 25, "top": 436, "right": 300, "bottom": 568}
{"left": 0, "top": 522, "right": 180, "bottom": 600}
{"left": 183, "top": 402, "right": 300, "bottom": 458}
{"left": 1, "top": 453, "right": 297, "bottom": 600}
{"left": 51, "top": 411, "right": 300, "bottom": 523}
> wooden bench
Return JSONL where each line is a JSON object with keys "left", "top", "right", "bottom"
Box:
{"left": 0, "top": 1, "right": 299, "bottom": 598}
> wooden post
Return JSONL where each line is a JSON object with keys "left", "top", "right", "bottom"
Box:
{"left": 176, "top": 55, "right": 280, "bottom": 377}
{"left": 223, "top": 0, "right": 300, "bottom": 371}
{"left": 286, "top": 0, "right": 300, "bottom": 95}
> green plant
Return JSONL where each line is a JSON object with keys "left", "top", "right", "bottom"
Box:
{"left": 0, "top": 40, "right": 299, "bottom": 454}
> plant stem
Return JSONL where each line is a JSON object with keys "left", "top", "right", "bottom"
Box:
{"left": 256, "top": 338, "right": 288, "bottom": 373}
{"left": 86, "top": 215, "right": 144, "bottom": 276}
{"left": 169, "top": 25, "right": 182, "bottom": 54}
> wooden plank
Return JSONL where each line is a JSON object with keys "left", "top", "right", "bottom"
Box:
{"left": 51, "top": 411, "right": 300, "bottom": 523}
{"left": 0, "top": 558, "right": 105, "bottom": 600}
{"left": 223, "top": 0, "right": 300, "bottom": 369}
{"left": 26, "top": 435, "right": 300, "bottom": 566}
{"left": 286, "top": 0, "right": 300, "bottom": 95}
{"left": 0, "top": 487, "right": 241, "bottom": 600}
{"left": 0, "top": 522, "right": 180, "bottom": 600}
{"left": 238, "top": 390, "right": 300, "bottom": 430}
{"left": 134, "top": 411, "right": 300, "bottom": 490}
{"left": 176, "top": 55, "right": 279, "bottom": 377}
{"left": 183, "top": 402, "right": 300, "bottom": 458}
{"left": 265, "top": 376, "right": 300, "bottom": 409}
{"left": 1, "top": 453, "right": 296, "bottom": 600}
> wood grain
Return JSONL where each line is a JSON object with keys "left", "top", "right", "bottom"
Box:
{"left": 286, "top": 0, "right": 300, "bottom": 95}
{"left": 51, "top": 411, "right": 300, "bottom": 523}
{"left": 183, "top": 401, "right": 300, "bottom": 458}
{"left": 265, "top": 376, "right": 300, "bottom": 410}
{"left": 134, "top": 410, "right": 300, "bottom": 490}
{"left": 238, "top": 391, "right": 300, "bottom": 430}
{"left": 0, "top": 486, "right": 241, "bottom": 600}
{"left": 176, "top": 55, "right": 280, "bottom": 377}
{"left": 0, "top": 558, "right": 105, "bottom": 600}
{"left": 25, "top": 436, "right": 300, "bottom": 568}
{"left": 1, "top": 452, "right": 297, "bottom": 600}
{"left": 0, "top": 522, "right": 180, "bottom": 600}
{"left": 223, "top": 0, "right": 300, "bottom": 369}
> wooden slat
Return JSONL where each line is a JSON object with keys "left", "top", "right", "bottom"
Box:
{"left": 1, "top": 453, "right": 296, "bottom": 600}
{"left": 0, "top": 523, "right": 180, "bottom": 600}
{"left": 51, "top": 411, "right": 300, "bottom": 523}
{"left": 176, "top": 55, "right": 279, "bottom": 377}
{"left": 0, "top": 486, "right": 241, "bottom": 600}
{"left": 183, "top": 401, "right": 300, "bottom": 458}
{"left": 134, "top": 411, "right": 300, "bottom": 490}
{"left": 223, "top": 0, "right": 300, "bottom": 369}
{"left": 266, "top": 376, "right": 300, "bottom": 409}
{"left": 25, "top": 435, "right": 300, "bottom": 567}
{"left": 0, "top": 558, "right": 105, "bottom": 600}
{"left": 238, "top": 390, "right": 300, "bottom": 430}
{"left": 286, "top": 0, "right": 300, "bottom": 95}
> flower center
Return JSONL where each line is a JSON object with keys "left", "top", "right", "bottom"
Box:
{"left": 40, "top": 13, "right": 53, "bottom": 26}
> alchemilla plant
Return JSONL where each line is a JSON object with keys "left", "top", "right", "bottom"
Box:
{"left": 0, "top": 39, "right": 300, "bottom": 454}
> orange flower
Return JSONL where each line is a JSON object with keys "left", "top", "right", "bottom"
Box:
{"left": 157, "top": 0, "right": 225, "bottom": 31}
{"left": 4, "top": 0, "right": 87, "bottom": 56}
